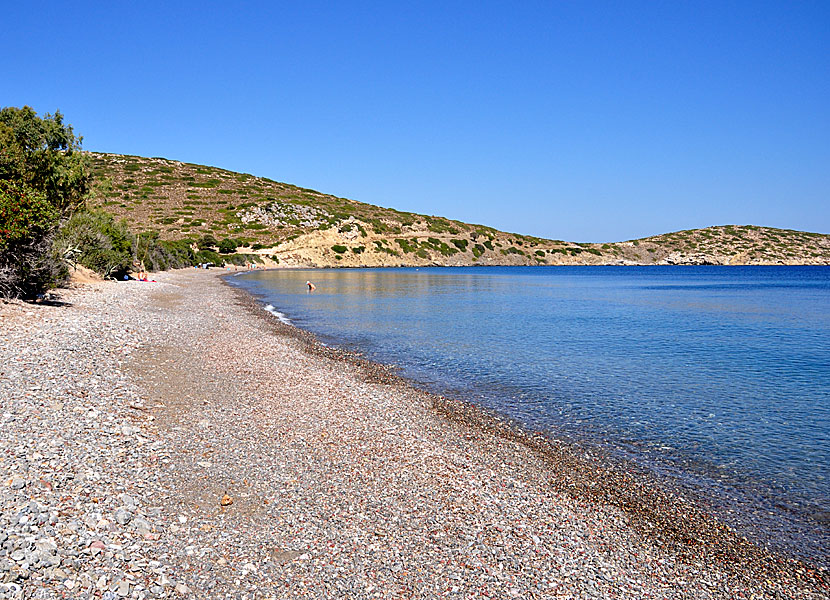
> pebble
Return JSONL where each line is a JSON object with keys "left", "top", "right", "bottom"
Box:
{"left": 0, "top": 270, "right": 825, "bottom": 599}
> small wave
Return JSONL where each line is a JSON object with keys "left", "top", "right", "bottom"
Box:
{"left": 263, "top": 304, "right": 292, "bottom": 325}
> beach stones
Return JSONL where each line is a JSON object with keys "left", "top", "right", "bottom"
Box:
{"left": 0, "top": 268, "right": 824, "bottom": 599}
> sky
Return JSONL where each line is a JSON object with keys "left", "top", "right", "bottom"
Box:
{"left": 2, "top": 1, "right": 828, "bottom": 241}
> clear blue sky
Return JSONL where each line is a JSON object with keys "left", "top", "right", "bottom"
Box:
{"left": 3, "top": 1, "right": 828, "bottom": 241}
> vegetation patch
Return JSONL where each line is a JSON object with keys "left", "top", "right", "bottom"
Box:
{"left": 396, "top": 238, "right": 419, "bottom": 253}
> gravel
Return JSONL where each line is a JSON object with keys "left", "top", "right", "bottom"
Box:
{"left": 0, "top": 268, "right": 826, "bottom": 599}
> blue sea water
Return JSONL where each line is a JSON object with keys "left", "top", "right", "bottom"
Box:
{"left": 229, "top": 266, "right": 830, "bottom": 565}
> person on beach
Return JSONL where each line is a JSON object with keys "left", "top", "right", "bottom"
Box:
{"left": 306, "top": 281, "right": 316, "bottom": 291}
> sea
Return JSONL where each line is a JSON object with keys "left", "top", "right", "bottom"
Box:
{"left": 228, "top": 266, "right": 830, "bottom": 566}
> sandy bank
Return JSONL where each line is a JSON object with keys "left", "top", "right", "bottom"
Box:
{"left": 0, "top": 269, "right": 826, "bottom": 599}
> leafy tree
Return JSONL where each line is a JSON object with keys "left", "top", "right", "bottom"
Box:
{"left": 217, "top": 237, "right": 238, "bottom": 254}
{"left": 0, "top": 106, "right": 91, "bottom": 297}
{"left": 0, "top": 179, "right": 57, "bottom": 250}
{"left": 198, "top": 233, "right": 218, "bottom": 250}
{"left": 0, "top": 180, "right": 66, "bottom": 297}
{"left": 0, "top": 106, "right": 89, "bottom": 215}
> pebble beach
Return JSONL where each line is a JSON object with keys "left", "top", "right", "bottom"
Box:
{"left": 1, "top": 268, "right": 827, "bottom": 599}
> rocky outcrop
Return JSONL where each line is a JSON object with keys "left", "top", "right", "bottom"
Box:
{"left": 662, "top": 253, "right": 725, "bottom": 266}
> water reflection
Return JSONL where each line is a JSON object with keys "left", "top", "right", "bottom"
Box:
{"left": 231, "top": 266, "right": 830, "bottom": 565}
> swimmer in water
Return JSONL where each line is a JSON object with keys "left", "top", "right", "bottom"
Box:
{"left": 306, "top": 281, "right": 316, "bottom": 291}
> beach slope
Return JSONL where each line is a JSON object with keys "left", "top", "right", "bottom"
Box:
{"left": 0, "top": 269, "right": 826, "bottom": 599}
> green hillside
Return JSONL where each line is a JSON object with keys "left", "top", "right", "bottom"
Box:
{"left": 87, "top": 152, "right": 830, "bottom": 267}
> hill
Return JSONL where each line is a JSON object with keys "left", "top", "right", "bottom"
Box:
{"left": 87, "top": 152, "right": 830, "bottom": 267}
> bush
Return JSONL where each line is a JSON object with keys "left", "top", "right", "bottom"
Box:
{"left": 0, "top": 180, "right": 67, "bottom": 297}
{"left": 331, "top": 245, "right": 348, "bottom": 254}
{"left": 136, "top": 231, "right": 196, "bottom": 271}
{"left": 0, "top": 106, "right": 90, "bottom": 297}
{"left": 395, "top": 238, "right": 418, "bottom": 253}
{"left": 196, "top": 249, "right": 222, "bottom": 265}
{"left": 218, "top": 237, "right": 238, "bottom": 254}
{"left": 56, "top": 210, "right": 133, "bottom": 279}
{"left": 198, "top": 233, "right": 218, "bottom": 250}
{"left": 57, "top": 211, "right": 202, "bottom": 277}
{"left": 0, "top": 180, "right": 57, "bottom": 250}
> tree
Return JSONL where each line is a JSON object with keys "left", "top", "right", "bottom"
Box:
{"left": 218, "top": 237, "right": 238, "bottom": 254}
{"left": 0, "top": 106, "right": 90, "bottom": 215}
{"left": 0, "top": 106, "right": 91, "bottom": 297}
{"left": 0, "top": 179, "right": 65, "bottom": 297}
{"left": 198, "top": 233, "right": 218, "bottom": 250}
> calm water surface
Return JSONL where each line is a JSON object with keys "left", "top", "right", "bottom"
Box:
{"left": 229, "top": 266, "right": 830, "bottom": 565}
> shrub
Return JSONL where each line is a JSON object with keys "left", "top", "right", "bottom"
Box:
{"left": 0, "top": 107, "right": 90, "bottom": 296}
{"left": 331, "top": 245, "right": 348, "bottom": 254}
{"left": 395, "top": 238, "right": 418, "bottom": 253}
{"left": 218, "top": 237, "right": 238, "bottom": 254}
{"left": 0, "top": 180, "right": 57, "bottom": 251}
{"left": 198, "top": 233, "right": 218, "bottom": 250}
{"left": 451, "top": 238, "right": 468, "bottom": 251}
{"left": 437, "top": 242, "right": 457, "bottom": 257}
{"left": 427, "top": 219, "right": 452, "bottom": 233}
{"left": 369, "top": 218, "right": 389, "bottom": 234}
{"left": 0, "top": 180, "right": 66, "bottom": 297}
{"left": 56, "top": 210, "right": 133, "bottom": 278}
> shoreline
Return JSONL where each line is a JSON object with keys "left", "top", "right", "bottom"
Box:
{"left": 224, "top": 273, "right": 827, "bottom": 574}
{"left": 227, "top": 265, "right": 830, "bottom": 568}
{"left": 0, "top": 268, "right": 826, "bottom": 598}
